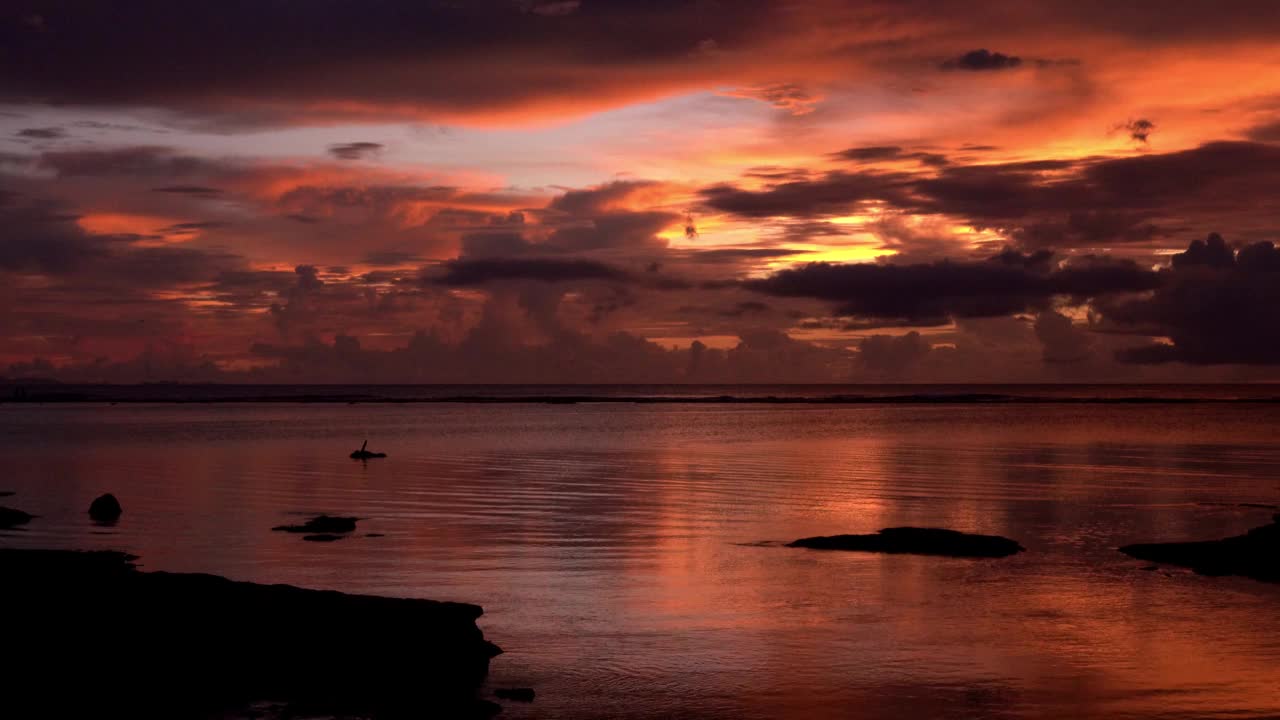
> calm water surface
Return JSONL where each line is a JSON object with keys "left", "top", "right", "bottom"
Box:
{"left": 3, "top": 401, "right": 1279, "bottom": 719}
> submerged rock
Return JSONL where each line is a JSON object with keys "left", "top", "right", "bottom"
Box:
{"left": 272, "top": 515, "right": 358, "bottom": 534}
{"left": 1119, "top": 514, "right": 1280, "bottom": 583}
{"left": 1, "top": 548, "right": 503, "bottom": 717}
{"left": 0, "top": 505, "right": 35, "bottom": 529}
{"left": 88, "top": 493, "right": 123, "bottom": 523}
{"left": 495, "top": 687, "right": 536, "bottom": 702}
{"left": 788, "top": 527, "right": 1025, "bottom": 558}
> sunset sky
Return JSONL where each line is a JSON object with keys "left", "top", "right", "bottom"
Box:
{"left": 3, "top": 0, "right": 1280, "bottom": 382}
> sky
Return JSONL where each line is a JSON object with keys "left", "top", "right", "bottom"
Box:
{"left": 3, "top": 0, "right": 1280, "bottom": 383}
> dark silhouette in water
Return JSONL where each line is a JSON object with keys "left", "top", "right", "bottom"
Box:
{"left": 0, "top": 490, "right": 13, "bottom": 497}
{"left": 273, "top": 515, "right": 358, "bottom": 534}
{"left": 1, "top": 548, "right": 503, "bottom": 718}
{"left": 788, "top": 527, "right": 1025, "bottom": 558}
{"left": 495, "top": 687, "right": 536, "bottom": 702}
{"left": 88, "top": 493, "right": 123, "bottom": 523}
{"left": 351, "top": 440, "right": 387, "bottom": 459}
{"left": 1120, "top": 514, "right": 1280, "bottom": 583}
{"left": 0, "top": 505, "right": 35, "bottom": 529}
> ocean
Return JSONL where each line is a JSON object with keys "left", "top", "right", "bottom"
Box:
{"left": 2, "top": 385, "right": 1279, "bottom": 718}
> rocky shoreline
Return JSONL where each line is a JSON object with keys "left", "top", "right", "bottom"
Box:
{"left": 1120, "top": 514, "right": 1280, "bottom": 583}
{"left": 2, "top": 548, "right": 505, "bottom": 718}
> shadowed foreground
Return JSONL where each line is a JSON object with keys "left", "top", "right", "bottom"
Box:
{"left": 1120, "top": 515, "right": 1280, "bottom": 583}
{"left": 2, "top": 548, "right": 503, "bottom": 718}
{"left": 788, "top": 527, "right": 1026, "bottom": 558}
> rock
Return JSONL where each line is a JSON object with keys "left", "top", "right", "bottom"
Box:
{"left": 0, "top": 548, "right": 503, "bottom": 717}
{"left": 0, "top": 505, "right": 35, "bottom": 529}
{"left": 303, "top": 534, "right": 345, "bottom": 542}
{"left": 272, "top": 515, "right": 358, "bottom": 534}
{"left": 1119, "top": 515, "right": 1280, "bottom": 583}
{"left": 365, "top": 533, "right": 385, "bottom": 538}
{"left": 495, "top": 687, "right": 536, "bottom": 703}
{"left": 89, "top": 493, "right": 123, "bottom": 523}
{"left": 0, "top": 490, "right": 13, "bottom": 497}
{"left": 787, "top": 527, "right": 1025, "bottom": 558}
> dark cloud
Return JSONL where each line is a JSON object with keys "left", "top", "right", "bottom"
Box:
{"left": 942, "top": 49, "right": 1023, "bottom": 71}
{"left": 730, "top": 82, "right": 820, "bottom": 115}
{"left": 16, "top": 127, "right": 65, "bottom": 139}
{"left": 521, "top": 1, "right": 581, "bottom": 17}
{"left": 672, "top": 247, "right": 808, "bottom": 264}
{"left": 857, "top": 332, "right": 932, "bottom": 375}
{"left": 1246, "top": 119, "right": 1280, "bottom": 143}
{"left": 1104, "top": 234, "right": 1280, "bottom": 365}
{"left": 545, "top": 210, "right": 675, "bottom": 252}
{"left": 701, "top": 171, "right": 907, "bottom": 218}
{"left": 834, "top": 146, "right": 904, "bottom": 161}
{"left": 431, "top": 258, "right": 631, "bottom": 286}
{"left": 159, "top": 220, "right": 228, "bottom": 233}
{"left": 0, "top": 196, "right": 245, "bottom": 288}
{"left": 1035, "top": 311, "right": 1094, "bottom": 363}
{"left": 720, "top": 300, "right": 771, "bottom": 317}
{"left": 831, "top": 146, "right": 948, "bottom": 167}
{"left": 0, "top": 1, "right": 788, "bottom": 125}
{"left": 152, "top": 185, "right": 223, "bottom": 196}
{"left": 1117, "top": 118, "right": 1156, "bottom": 144}
{"left": 545, "top": 180, "right": 656, "bottom": 216}
{"left": 362, "top": 250, "right": 424, "bottom": 266}
{"left": 327, "top": 142, "right": 384, "bottom": 161}
{"left": 746, "top": 250, "right": 1158, "bottom": 324}
{"left": 39, "top": 146, "right": 217, "bottom": 177}
{"left": 1171, "top": 232, "right": 1234, "bottom": 269}
{"left": 707, "top": 141, "right": 1280, "bottom": 250}
{"left": 0, "top": 202, "right": 105, "bottom": 274}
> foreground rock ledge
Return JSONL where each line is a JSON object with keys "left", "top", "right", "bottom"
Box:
{"left": 788, "top": 527, "right": 1026, "bottom": 558}
{"left": 1, "top": 548, "right": 503, "bottom": 718}
{"left": 1119, "top": 514, "right": 1280, "bottom": 583}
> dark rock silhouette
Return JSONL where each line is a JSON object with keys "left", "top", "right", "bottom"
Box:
{"left": 1119, "top": 514, "right": 1280, "bottom": 583}
{"left": 88, "top": 493, "right": 123, "bottom": 523}
{"left": 0, "top": 490, "right": 13, "bottom": 497}
{"left": 303, "top": 534, "right": 345, "bottom": 542}
{"left": 0, "top": 505, "right": 35, "bottom": 529}
{"left": 495, "top": 687, "right": 536, "bottom": 702}
{"left": 350, "top": 439, "right": 387, "bottom": 460}
{"left": 2, "top": 548, "right": 502, "bottom": 718}
{"left": 788, "top": 527, "right": 1025, "bottom": 558}
{"left": 273, "top": 515, "right": 358, "bottom": 534}
{"left": 365, "top": 533, "right": 386, "bottom": 538}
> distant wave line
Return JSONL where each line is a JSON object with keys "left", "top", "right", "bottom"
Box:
{"left": 5, "top": 392, "right": 1280, "bottom": 405}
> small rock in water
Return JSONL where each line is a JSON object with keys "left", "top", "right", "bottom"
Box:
{"left": 0, "top": 491, "right": 14, "bottom": 497}
{"left": 788, "top": 527, "right": 1025, "bottom": 558}
{"left": 495, "top": 688, "right": 536, "bottom": 703}
{"left": 303, "top": 534, "right": 345, "bottom": 542}
{"left": 273, "top": 515, "right": 358, "bottom": 534}
{"left": 365, "top": 533, "right": 385, "bottom": 538}
{"left": 0, "top": 506, "right": 36, "bottom": 529}
{"left": 88, "top": 493, "right": 123, "bottom": 523}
